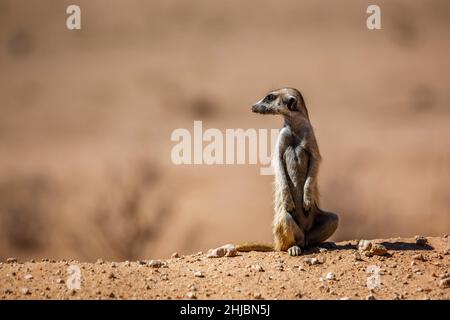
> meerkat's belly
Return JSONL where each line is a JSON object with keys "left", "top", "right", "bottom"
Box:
{"left": 285, "top": 146, "right": 316, "bottom": 231}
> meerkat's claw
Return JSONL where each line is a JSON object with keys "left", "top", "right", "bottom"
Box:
{"left": 303, "top": 197, "right": 311, "bottom": 212}
{"left": 287, "top": 245, "right": 302, "bottom": 256}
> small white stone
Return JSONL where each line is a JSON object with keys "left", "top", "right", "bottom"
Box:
{"left": 250, "top": 264, "right": 264, "bottom": 272}
{"left": 305, "top": 257, "right": 319, "bottom": 265}
{"left": 21, "top": 287, "right": 30, "bottom": 295}
{"left": 193, "top": 271, "right": 204, "bottom": 278}
{"left": 325, "top": 272, "right": 336, "bottom": 280}
{"left": 24, "top": 274, "right": 33, "bottom": 280}
{"left": 148, "top": 260, "right": 165, "bottom": 268}
{"left": 358, "top": 240, "right": 372, "bottom": 251}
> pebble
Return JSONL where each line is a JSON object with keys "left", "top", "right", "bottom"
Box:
{"left": 96, "top": 259, "right": 104, "bottom": 265}
{"left": 415, "top": 235, "right": 427, "bottom": 246}
{"left": 147, "top": 260, "right": 166, "bottom": 268}
{"left": 369, "top": 244, "right": 388, "bottom": 256}
{"left": 4, "top": 288, "right": 13, "bottom": 294}
{"left": 56, "top": 278, "right": 64, "bottom": 284}
{"left": 305, "top": 257, "right": 319, "bottom": 265}
{"left": 325, "top": 272, "right": 336, "bottom": 280}
{"left": 253, "top": 293, "right": 262, "bottom": 299}
{"left": 358, "top": 240, "right": 372, "bottom": 251}
{"left": 366, "top": 294, "right": 376, "bottom": 300}
{"left": 24, "top": 274, "right": 33, "bottom": 280}
{"left": 339, "top": 297, "right": 350, "bottom": 300}
{"left": 21, "top": 287, "right": 31, "bottom": 295}
{"left": 171, "top": 252, "right": 180, "bottom": 258}
{"left": 358, "top": 240, "right": 388, "bottom": 256}
{"left": 6, "top": 258, "right": 17, "bottom": 263}
{"left": 439, "top": 278, "right": 450, "bottom": 288}
{"left": 194, "top": 271, "right": 204, "bottom": 278}
{"left": 438, "top": 273, "right": 448, "bottom": 280}
{"left": 207, "top": 244, "right": 237, "bottom": 258}
{"left": 187, "top": 292, "right": 197, "bottom": 299}
{"left": 250, "top": 264, "right": 264, "bottom": 272}
{"left": 353, "top": 252, "right": 363, "bottom": 261}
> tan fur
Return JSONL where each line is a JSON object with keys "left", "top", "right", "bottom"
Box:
{"left": 235, "top": 242, "right": 273, "bottom": 252}
{"left": 237, "top": 88, "right": 338, "bottom": 255}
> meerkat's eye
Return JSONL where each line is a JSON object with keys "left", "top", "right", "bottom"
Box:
{"left": 265, "top": 94, "right": 276, "bottom": 102}
{"left": 286, "top": 97, "right": 297, "bottom": 111}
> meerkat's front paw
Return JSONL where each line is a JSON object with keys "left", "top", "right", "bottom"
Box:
{"left": 303, "top": 199, "right": 312, "bottom": 212}
{"left": 287, "top": 245, "right": 302, "bottom": 256}
{"left": 303, "top": 195, "right": 312, "bottom": 212}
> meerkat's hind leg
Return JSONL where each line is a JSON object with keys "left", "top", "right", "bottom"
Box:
{"left": 273, "top": 211, "right": 305, "bottom": 253}
{"left": 306, "top": 210, "right": 339, "bottom": 246}
{"left": 287, "top": 245, "right": 302, "bottom": 256}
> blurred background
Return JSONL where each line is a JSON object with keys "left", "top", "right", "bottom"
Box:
{"left": 0, "top": 0, "right": 449, "bottom": 261}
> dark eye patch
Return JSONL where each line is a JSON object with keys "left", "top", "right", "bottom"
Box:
{"left": 265, "top": 94, "right": 276, "bottom": 102}
{"left": 286, "top": 97, "right": 297, "bottom": 111}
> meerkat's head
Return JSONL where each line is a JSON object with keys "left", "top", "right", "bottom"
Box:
{"left": 251, "top": 88, "right": 308, "bottom": 118}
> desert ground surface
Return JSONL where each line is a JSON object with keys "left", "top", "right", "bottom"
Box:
{"left": 1, "top": 236, "right": 449, "bottom": 300}
{"left": 0, "top": 0, "right": 449, "bottom": 270}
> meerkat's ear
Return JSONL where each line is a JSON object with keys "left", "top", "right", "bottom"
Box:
{"left": 286, "top": 96, "right": 297, "bottom": 111}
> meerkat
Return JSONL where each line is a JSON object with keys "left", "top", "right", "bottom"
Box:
{"left": 236, "top": 88, "right": 338, "bottom": 256}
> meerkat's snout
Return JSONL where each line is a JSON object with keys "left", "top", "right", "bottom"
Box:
{"left": 251, "top": 93, "right": 278, "bottom": 115}
{"left": 251, "top": 102, "right": 269, "bottom": 114}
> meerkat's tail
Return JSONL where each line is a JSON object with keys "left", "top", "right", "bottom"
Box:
{"left": 235, "top": 242, "right": 274, "bottom": 252}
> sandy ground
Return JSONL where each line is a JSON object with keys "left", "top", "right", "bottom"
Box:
{"left": 1, "top": 236, "right": 449, "bottom": 300}
{"left": 0, "top": 0, "right": 449, "bottom": 264}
